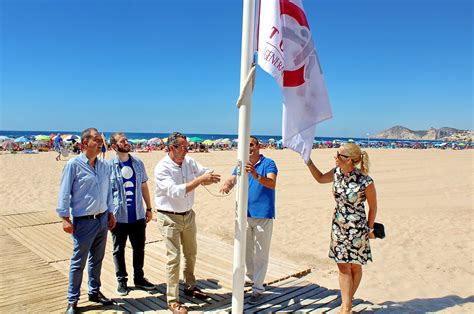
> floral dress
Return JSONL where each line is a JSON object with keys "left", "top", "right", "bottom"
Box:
{"left": 329, "top": 167, "right": 374, "bottom": 264}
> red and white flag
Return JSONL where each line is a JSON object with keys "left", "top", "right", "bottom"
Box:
{"left": 257, "top": 0, "right": 332, "bottom": 162}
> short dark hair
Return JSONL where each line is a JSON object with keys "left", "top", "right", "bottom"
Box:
{"left": 81, "top": 128, "right": 99, "bottom": 144}
{"left": 109, "top": 132, "right": 125, "bottom": 146}
{"left": 168, "top": 132, "right": 186, "bottom": 147}
{"left": 250, "top": 135, "right": 259, "bottom": 143}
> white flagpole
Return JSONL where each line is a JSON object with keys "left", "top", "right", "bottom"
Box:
{"left": 232, "top": 0, "right": 256, "bottom": 312}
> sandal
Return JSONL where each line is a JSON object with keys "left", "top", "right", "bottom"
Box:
{"left": 168, "top": 302, "right": 188, "bottom": 314}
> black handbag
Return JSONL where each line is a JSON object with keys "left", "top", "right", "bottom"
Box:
{"left": 373, "top": 222, "right": 385, "bottom": 239}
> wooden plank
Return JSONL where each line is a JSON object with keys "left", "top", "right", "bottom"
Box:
{"left": 0, "top": 211, "right": 59, "bottom": 229}
{"left": 201, "top": 276, "right": 305, "bottom": 311}
{"left": 350, "top": 301, "right": 376, "bottom": 313}
{"left": 275, "top": 289, "right": 339, "bottom": 312}
{"left": 0, "top": 235, "right": 69, "bottom": 313}
{"left": 308, "top": 296, "right": 343, "bottom": 313}
{"left": 323, "top": 298, "right": 365, "bottom": 314}
{"left": 251, "top": 285, "right": 325, "bottom": 313}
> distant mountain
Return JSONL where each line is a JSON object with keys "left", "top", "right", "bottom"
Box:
{"left": 374, "top": 126, "right": 473, "bottom": 141}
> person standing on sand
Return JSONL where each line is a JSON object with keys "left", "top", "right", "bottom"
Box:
{"left": 54, "top": 133, "right": 63, "bottom": 161}
{"left": 305, "top": 142, "right": 377, "bottom": 314}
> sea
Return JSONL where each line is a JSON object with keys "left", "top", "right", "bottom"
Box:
{"left": 0, "top": 130, "right": 446, "bottom": 144}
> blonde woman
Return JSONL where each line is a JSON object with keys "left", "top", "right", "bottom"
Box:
{"left": 306, "top": 143, "right": 377, "bottom": 314}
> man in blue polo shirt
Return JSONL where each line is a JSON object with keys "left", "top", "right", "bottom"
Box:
{"left": 220, "top": 135, "right": 278, "bottom": 304}
{"left": 109, "top": 133, "right": 155, "bottom": 296}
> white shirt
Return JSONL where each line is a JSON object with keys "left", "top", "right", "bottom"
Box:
{"left": 154, "top": 154, "right": 209, "bottom": 212}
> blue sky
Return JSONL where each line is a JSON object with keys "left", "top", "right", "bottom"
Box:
{"left": 1, "top": 0, "right": 472, "bottom": 137}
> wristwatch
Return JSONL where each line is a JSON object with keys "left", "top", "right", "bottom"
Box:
{"left": 146, "top": 208, "right": 153, "bottom": 212}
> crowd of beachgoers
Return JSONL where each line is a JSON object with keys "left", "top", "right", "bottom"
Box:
{"left": 0, "top": 133, "right": 471, "bottom": 155}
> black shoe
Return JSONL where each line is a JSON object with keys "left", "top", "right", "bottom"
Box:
{"left": 134, "top": 277, "right": 155, "bottom": 291}
{"left": 88, "top": 291, "right": 114, "bottom": 306}
{"left": 117, "top": 281, "right": 128, "bottom": 296}
{"left": 184, "top": 286, "right": 208, "bottom": 299}
{"left": 65, "top": 303, "right": 78, "bottom": 314}
{"left": 248, "top": 292, "right": 263, "bottom": 305}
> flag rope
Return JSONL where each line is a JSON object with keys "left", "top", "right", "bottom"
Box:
{"left": 201, "top": 185, "right": 234, "bottom": 198}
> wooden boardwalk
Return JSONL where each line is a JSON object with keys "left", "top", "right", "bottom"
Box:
{"left": 0, "top": 210, "right": 378, "bottom": 313}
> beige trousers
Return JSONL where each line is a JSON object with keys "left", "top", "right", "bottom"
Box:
{"left": 246, "top": 217, "right": 273, "bottom": 293}
{"left": 157, "top": 210, "right": 197, "bottom": 303}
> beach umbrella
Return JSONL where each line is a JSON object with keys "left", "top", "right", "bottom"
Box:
{"left": 202, "top": 139, "right": 213, "bottom": 145}
{"left": 268, "top": 138, "right": 275, "bottom": 142}
{"left": 162, "top": 138, "right": 168, "bottom": 143}
{"left": 14, "top": 136, "right": 29, "bottom": 143}
{"left": 215, "top": 138, "right": 231, "bottom": 146}
{"left": 61, "top": 134, "right": 73, "bottom": 139}
{"left": 189, "top": 136, "right": 204, "bottom": 143}
{"left": 0, "top": 136, "right": 12, "bottom": 143}
{"left": 64, "top": 134, "right": 80, "bottom": 142}
{"left": 147, "top": 137, "right": 161, "bottom": 145}
{"left": 35, "top": 135, "right": 50, "bottom": 142}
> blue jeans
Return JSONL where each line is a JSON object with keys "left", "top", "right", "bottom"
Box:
{"left": 68, "top": 214, "right": 108, "bottom": 304}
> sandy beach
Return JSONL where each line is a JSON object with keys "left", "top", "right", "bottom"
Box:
{"left": 0, "top": 148, "right": 473, "bottom": 312}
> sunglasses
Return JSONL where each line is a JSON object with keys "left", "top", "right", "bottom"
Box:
{"left": 173, "top": 144, "right": 188, "bottom": 150}
{"left": 337, "top": 152, "right": 350, "bottom": 159}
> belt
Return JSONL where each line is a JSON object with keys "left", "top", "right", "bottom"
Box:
{"left": 157, "top": 209, "right": 190, "bottom": 216}
{"left": 75, "top": 211, "right": 106, "bottom": 220}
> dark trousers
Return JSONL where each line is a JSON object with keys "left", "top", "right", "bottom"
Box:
{"left": 111, "top": 219, "right": 146, "bottom": 283}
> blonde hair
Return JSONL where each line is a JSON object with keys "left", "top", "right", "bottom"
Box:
{"left": 343, "top": 143, "right": 370, "bottom": 175}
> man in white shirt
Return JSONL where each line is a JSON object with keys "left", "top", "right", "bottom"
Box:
{"left": 154, "top": 132, "right": 221, "bottom": 314}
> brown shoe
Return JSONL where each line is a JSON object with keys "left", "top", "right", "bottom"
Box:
{"left": 168, "top": 302, "right": 188, "bottom": 313}
{"left": 184, "top": 287, "right": 208, "bottom": 299}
